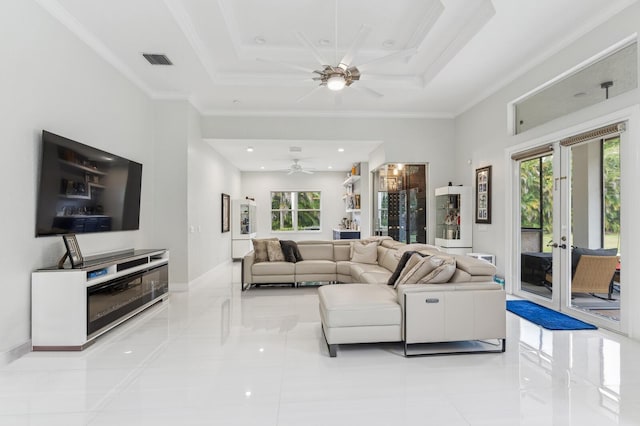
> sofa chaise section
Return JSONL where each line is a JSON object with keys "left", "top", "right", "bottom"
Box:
{"left": 319, "top": 281, "right": 506, "bottom": 357}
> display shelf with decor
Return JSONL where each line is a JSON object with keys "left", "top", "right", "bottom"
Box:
{"left": 435, "top": 186, "right": 472, "bottom": 255}
{"left": 32, "top": 249, "right": 169, "bottom": 351}
{"left": 339, "top": 163, "right": 362, "bottom": 234}
{"left": 232, "top": 198, "right": 257, "bottom": 259}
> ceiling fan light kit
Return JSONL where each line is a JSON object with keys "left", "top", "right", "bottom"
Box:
{"left": 327, "top": 75, "right": 346, "bottom": 91}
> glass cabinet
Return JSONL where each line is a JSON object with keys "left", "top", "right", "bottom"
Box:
{"left": 434, "top": 186, "right": 472, "bottom": 253}
{"left": 232, "top": 199, "right": 257, "bottom": 259}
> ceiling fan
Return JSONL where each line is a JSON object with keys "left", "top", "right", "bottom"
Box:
{"left": 258, "top": 25, "right": 417, "bottom": 102}
{"left": 284, "top": 159, "right": 314, "bottom": 175}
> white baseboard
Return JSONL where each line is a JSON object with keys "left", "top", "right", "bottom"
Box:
{"left": 0, "top": 340, "right": 32, "bottom": 366}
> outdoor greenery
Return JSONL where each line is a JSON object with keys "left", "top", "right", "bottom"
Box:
{"left": 520, "top": 156, "right": 553, "bottom": 251}
{"left": 603, "top": 138, "right": 620, "bottom": 236}
{"left": 271, "top": 191, "right": 320, "bottom": 231}
{"left": 520, "top": 137, "right": 621, "bottom": 252}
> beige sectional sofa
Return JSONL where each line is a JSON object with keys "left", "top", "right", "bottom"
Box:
{"left": 242, "top": 238, "right": 506, "bottom": 357}
{"left": 242, "top": 238, "right": 497, "bottom": 287}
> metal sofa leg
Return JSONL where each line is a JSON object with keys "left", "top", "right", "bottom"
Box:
{"left": 328, "top": 344, "right": 337, "bottom": 357}
{"left": 321, "top": 324, "right": 337, "bottom": 357}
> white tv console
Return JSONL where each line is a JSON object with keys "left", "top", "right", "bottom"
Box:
{"left": 31, "top": 249, "right": 169, "bottom": 350}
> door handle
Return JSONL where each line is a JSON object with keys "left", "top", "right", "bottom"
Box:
{"left": 547, "top": 242, "right": 567, "bottom": 249}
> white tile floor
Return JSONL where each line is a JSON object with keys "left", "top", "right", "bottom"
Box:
{"left": 3, "top": 263, "right": 640, "bottom": 425}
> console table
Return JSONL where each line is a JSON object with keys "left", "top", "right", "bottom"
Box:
{"left": 32, "top": 249, "right": 169, "bottom": 350}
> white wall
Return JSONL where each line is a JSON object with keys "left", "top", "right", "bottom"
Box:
{"left": 188, "top": 106, "right": 241, "bottom": 280}
{"left": 241, "top": 171, "right": 346, "bottom": 240}
{"left": 454, "top": 3, "right": 640, "bottom": 338}
{"left": 0, "top": 0, "right": 156, "bottom": 358}
{"left": 152, "top": 101, "right": 189, "bottom": 287}
{"left": 202, "top": 116, "right": 456, "bottom": 243}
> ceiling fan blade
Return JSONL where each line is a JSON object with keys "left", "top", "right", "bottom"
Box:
{"left": 295, "top": 32, "right": 330, "bottom": 66}
{"left": 352, "top": 85, "right": 384, "bottom": 99}
{"left": 296, "top": 86, "right": 322, "bottom": 103}
{"left": 357, "top": 48, "right": 418, "bottom": 72}
{"left": 301, "top": 170, "right": 314, "bottom": 175}
{"left": 339, "top": 25, "right": 370, "bottom": 70}
{"left": 256, "top": 57, "right": 314, "bottom": 74}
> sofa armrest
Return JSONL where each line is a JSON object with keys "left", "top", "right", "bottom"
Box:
{"left": 242, "top": 251, "right": 256, "bottom": 286}
{"left": 396, "top": 282, "right": 503, "bottom": 310}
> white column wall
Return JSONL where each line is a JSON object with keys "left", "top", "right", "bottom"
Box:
{"left": 187, "top": 105, "right": 241, "bottom": 281}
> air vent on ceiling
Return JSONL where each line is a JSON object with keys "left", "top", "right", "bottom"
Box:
{"left": 289, "top": 146, "right": 302, "bottom": 152}
{"left": 142, "top": 53, "right": 173, "bottom": 66}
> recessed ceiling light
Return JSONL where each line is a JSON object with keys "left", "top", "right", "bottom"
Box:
{"left": 260, "top": 166, "right": 265, "bottom": 170}
{"left": 338, "top": 148, "right": 345, "bottom": 152}
{"left": 246, "top": 147, "right": 254, "bottom": 152}
{"left": 254, "top": 36, "right": 266, "bottom": 44}
{"left": 328, "top": 165, "right": 333, "bottom": 169}
{"left": 382, "top": 39, "right": 396, "bottom": 48}
{"left": 318, "top": 39, "right": 331, "bottom": 46}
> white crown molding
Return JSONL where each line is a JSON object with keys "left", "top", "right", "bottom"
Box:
{"left": 216, "top": 0, "right": 242, "bottom": 58}
{"left": 454, "top": 0, "right": 639, "bottom": 117}
{"left": 163, "top": 0, "right": 220, "bottom": 84}
{"left": 406, "top": 0, "right": 444, "bottom": 48}
{"left": 35, "top": 0, "right": 155, "bottom": 98}
{"left": 419, "top": 0, "right": 495, "bottom": 87}
{"left": 200, "top": 108, "right": 454, "bottom": 119}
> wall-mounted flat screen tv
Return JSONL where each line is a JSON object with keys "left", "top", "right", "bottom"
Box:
{"left": 36, "top": 130, "right": 143, "bottom": 236}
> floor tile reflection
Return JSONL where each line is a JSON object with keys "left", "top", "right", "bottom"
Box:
{"left": 2, "top": 262, "right": 640, "bottom": 425}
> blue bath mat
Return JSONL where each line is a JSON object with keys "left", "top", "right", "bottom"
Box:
{"left": 506, "top": 300, "right": 597, "bottom": 330}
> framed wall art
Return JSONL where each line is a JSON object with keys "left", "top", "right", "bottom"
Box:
{"left": 475, "top": 165, "right": 492, "bottom": 224}
{"left": 221, "top": 193, "right": 230, "bottom": 233}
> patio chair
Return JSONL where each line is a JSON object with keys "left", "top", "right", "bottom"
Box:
{"left": 571, "top": 255, "right": 618, "bottom": 300}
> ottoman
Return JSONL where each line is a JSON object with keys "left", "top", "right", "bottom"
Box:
{"left": 318, "top": 284, "right": 402, "bottom": 357}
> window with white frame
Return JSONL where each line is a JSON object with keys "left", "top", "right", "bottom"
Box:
{"left": 271, "top": 191, "right": 321, "bottom": 231}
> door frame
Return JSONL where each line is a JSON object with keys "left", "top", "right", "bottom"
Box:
{"left": 505, "top": 106, "right": 638, "bottom": 335}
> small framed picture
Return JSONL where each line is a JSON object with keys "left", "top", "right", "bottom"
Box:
{"left": 62, "top": 234, "right": 84, "bottom": 268}
{"left": 475, "top": 165, "right": 492, "bottom": 224}
{"left": 221, "top": 193, "right": 230, "bottom": 233}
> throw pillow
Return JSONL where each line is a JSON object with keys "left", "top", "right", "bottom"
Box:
{"left": 417, "top": 256, "right": 457, "bottom": 283}
{"left": 397, "top": 255, "right": 439, "bottom": 285}
{"left": 266, "top": 240, "right": 285, "bottom": 262}
{"left": 279, "top": 240, "right": 303, "bottom": 263}
{"left": 395, "top": 244, "right": 441, "bottom": 258}
{"left": 252, "top": 238, "right": 278, "bottom": 263}
{"left": 350, "top": 241, "right": 378, "bottom": 264}
{"left": 397, "top": 255, "right": 457, "bottom": 285}
{"left": 394, "top": 253, "right": 427, "bottom": 288}
{"left": 387, "top": 251, "right": 422, "bottom": 285}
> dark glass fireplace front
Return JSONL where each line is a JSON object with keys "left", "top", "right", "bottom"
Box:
{"left": 87, "top": 264, "right": 168, "bottom": 336}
